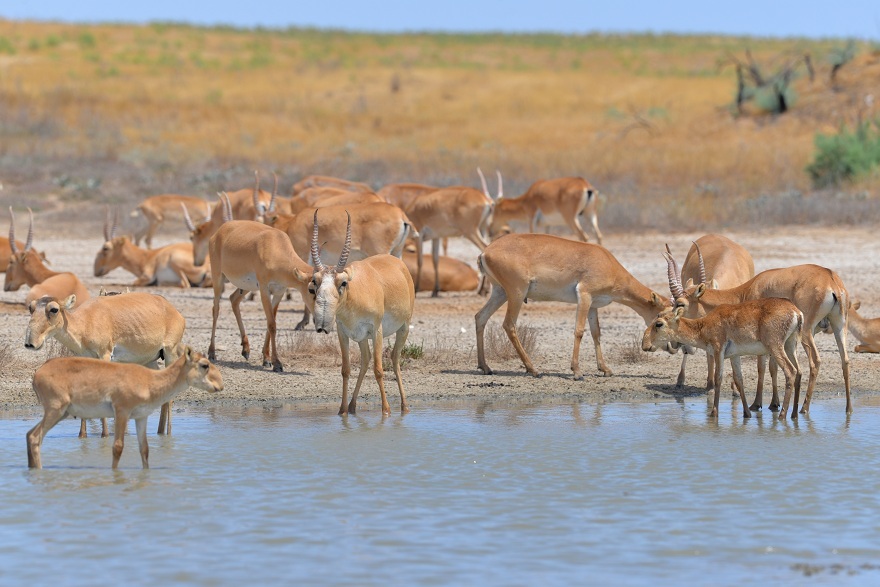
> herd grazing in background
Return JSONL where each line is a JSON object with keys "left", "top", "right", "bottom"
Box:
{"left": 2, "top": 168, "right": 875, "bottom": 469}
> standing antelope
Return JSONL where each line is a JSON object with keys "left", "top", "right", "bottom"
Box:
{"left": 27, "top": 347, "right": 223, "bottom": 469}
{"left": 378, "top": 183, "right": 441, "bottom": 211}
{"left": 405, "top": 169, "right": 497, "bottom": 297}
{"left": 25, "top": 292, "right": 187, "bottom": 436}
{"left": 95, "top": 209, "right": 210, "bottom": 287}
{"left": 286, "top": 187, "right": 383, "bottom": 215}
{"left": 300, "top": 212, "right": 415, "bottom": 415}
{"left": 671, "top": 235, "right": 755, "bottom": 389}
{"left": 487, "top": 176, "right": 603, "bottom": 244}
{"left": 5, "top": 208, "right": 90, "bottom": 309}
{"left": 475, "top": 233, "right": 670, "bottom": 379}
{"left": 671, "top": 256, "right": 850, "bottom": 416}
{"left": 642, "top": 299, "right": 803, "bottom": 419}
{"left": 131, "top": 194, "right": 211, "bottom": 249}
{"left": 206, "top": 218, "right": 314, "bottom": 371}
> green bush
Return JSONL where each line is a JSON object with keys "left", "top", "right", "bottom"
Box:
{"left": 807, "top": 120, "right": 880, "bottom": 188}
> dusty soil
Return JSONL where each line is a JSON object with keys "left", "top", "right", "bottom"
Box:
{"left": 1, "top": 225, "right": 877, "bottom": 414}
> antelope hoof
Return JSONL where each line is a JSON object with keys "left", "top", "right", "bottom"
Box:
{"left": 262, "top": 359, "right": 272, "bottom": 368}
{"left": 78, "top": 430, "right": 87, "bottom": 439}
{"left": 527, "top": 369, "right": 541, "bottom": 378}
{"left": 709, "top": 408, "right": 718, "bottom": 418}
{"left": 599, "top": 369, "right": 613, "bottom": 377}
{"left": 478, "top": 365, "right": 493, "bottom": 375}
{"left": 348, "top": 403, "right": 357, "bottom": 415}
{"left": 777, "top": 412, "right": 787, "bottom": 421}
{"left": 742, "top": 409, "right": 751, "bottom": 418}
{"left": 208, "top": 350, "right": 216, "bottom": 361}
{"left": 769, "top": 403, "right": 780, "bottom": 412}
{"left": 272, "top": 363, "right": 284, "bottom": 373}
{"left": 573, "top": 374, "right": 584, "bottom": 381}
{"left": 799, "top": 407, "right": 808, "bottom": 415}
{"left": 749, "top": 403, "right": 761, "bottom": 411}
{"left": 675, "top": 374, "right": 685, "bottom": 388}
{"left": 241, "top": 349, "right": 250, "bottom": 360}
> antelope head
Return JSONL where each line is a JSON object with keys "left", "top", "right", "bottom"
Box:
{"left": 642, "top": 306, "right": 686, "bottom": 353}
{"left": 302, "top": 210, "right": 353, "bottom": 334}
{"left": 5, "top": 207, "right": 36, "bottom": 292}
{"left": 180, "top": 346, "right": 225, "bottom": 393}
{"left": 94, "top": 207, "right": 123, "bottom": 277}
{"left": 25, "top": 295, "right": 76, "bottom": 350}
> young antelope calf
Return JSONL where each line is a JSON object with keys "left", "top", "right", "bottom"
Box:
{"left": 299, "top": 211, "right": 415, "bottom": 415}
{"left": 642, "top": 299, "right": 803, "bottom": 420}
{"left": 27, "top": 347, "right": 223, "bottom": 469}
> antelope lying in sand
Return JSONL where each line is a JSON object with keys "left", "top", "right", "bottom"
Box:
{"left": 27, "top": 347, "right": 223, "bottom": 469}
{"left": 131, "top": 194, "right": 211, "bottom": 249}
{"left": 669, "top": 235, "right": 755, "bottom": 389}
{"left": 95, "top": 209, "right": 210, "bottom": 287}
{"left": 842, "top": 300, "right": 880, "bottom": 353}
{"left": 402, "top": 252, "right": 479, "bottom": 293}
{"left": 25, "top": 292, "right": 186, "bottom": 436}
{"left": 301, "top": 212, "right": 415, "bottom": 415}
{"left": 642, "top": 299, "right": 803, "bottom": 420}
{"left": 487, "top": 175, "right": 603, "bottom": 244}
{"left": 668, "top": 248, "right": 850, "bottom": 416}
{"left": 5, "top": 208, "right": 90, "bottom": 308}
{"left": 206, "top": 213, "right": 315, "bottom": 370}
{"left": 475, "top": 233, "right": 670, "bottom": 379}
{"left": 406, "top": 169, "right": 497, "bottom": 297}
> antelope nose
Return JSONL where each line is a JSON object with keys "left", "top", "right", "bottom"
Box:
{"left": 24, "top": 342, "right": 34, "bottom": 349}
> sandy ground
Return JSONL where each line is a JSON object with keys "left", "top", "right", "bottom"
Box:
{"left": 1, "top": 225, "right": 877, "bottom": 415}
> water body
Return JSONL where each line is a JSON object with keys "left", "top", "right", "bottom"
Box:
{"left": 1, "top": 398, "right": 879, "bottom": 586}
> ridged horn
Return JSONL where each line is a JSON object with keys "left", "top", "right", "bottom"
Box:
{"left": 310, "top": 210, "right": 326, "bottom": 272}
{"left": 495, "top": 169, "right": 503, "bottom": 200}
{"left": 110, "top": 207, "right": 119, "bottom": 240}
{"left": 103, "top": 206, "right": 111, "bottom": 241}
{"left": 335, "top": 211, "right": 352, "bottom": 272}
{"left": 181, "top": 203, "right": 196, "bottom": 232}
{"left": 24, "top": 208, "right": 34, "bottom": 252}
{"left": 218, "top": 192, "right": 232, "bottom": 223}
{"left": 7, "top": 207, "right": 18, "bottom": 255}
{"left": 664, "top": 244, "right": 684, "bottom": 300}
{"left": 268, "top": 172, "right": 278, "bottom": 213}
{"left": 693, "top": 241, "right": 707, "bottom": 285}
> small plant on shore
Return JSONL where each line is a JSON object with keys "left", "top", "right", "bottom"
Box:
{"left": 485, "top": 323, "right": 538, "bottom": 362}
{"left": 620, "top": 334, "right": 644, "bottom": 364}
{"left": 807, "top": 119, "right": 880, "bottom": 188}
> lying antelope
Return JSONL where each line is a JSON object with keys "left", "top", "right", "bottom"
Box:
{"left": 25, "top": 292, "right": 186, "bottom": 436}
{"left": 642, "top": 300, "right": 803, "bottom": 419}
{"left": 487, "top": 175, "right": 603, "bottom": 244}
{"left": 844, "top": 300, "right": 880, "bottom": 353}
{"left": 27, "top": 346, "right": 223, "bottom": 469}
{"left": 671, "top": 235, "right": 755, "bottom": 389}
{"left": 402, "top": 252, "right": 480, "bottom": 293}
{"left": 475, "top": 233, "right": 670, "bottom": 379}
{"left": 300, "top": 212, "right": 415, "bottom": 415}
{"left": 131, "top": 194, "right": 211, "bottom": 249}
{"left": 95, "top": 209, "right": 210, "bottom": 287}
{"left": 672, "top": 255, "right": 850, "bottom": 415}
{"left": 291, "top": 175, "right": 372, "bottom": 196}
{"left": 5, "top": 208, "right": 90, "bottom": 309}
{"left": 2, "top": 231, "right": 46, "bottom": 272}
{"left": 405, "top": 169, "right": 497, "bottom": 297}
{"left": 206, "top": 218, "right": 314, "bottom": 371}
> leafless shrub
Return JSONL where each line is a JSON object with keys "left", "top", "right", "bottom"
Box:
{"left": 278, "top": 331, "right": 341, "bottom": 367}
{"left": 484, "top": 323, "right": 539, "bottom": 362}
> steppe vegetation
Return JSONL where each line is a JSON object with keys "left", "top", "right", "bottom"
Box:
{"left": 0, "top": 19, "right": 878, "bottom": 233}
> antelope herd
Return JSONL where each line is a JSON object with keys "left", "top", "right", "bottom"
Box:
{"left": 2, "top": 168, "right": 875, "bottom": 469}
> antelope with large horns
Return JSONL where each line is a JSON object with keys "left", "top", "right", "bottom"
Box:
{"left": 642, "top": 299, "right": 803, "bottom": 419}
{"left": 96, "top": 207, "right": 211, "bottom": 287}
{"left": 5, "top": 208, "right": 90, "bottom": 309}
{"left": 131, "top": 194, "right": 213, "bottom": 249}
{"left": 298, "top": 210, "right": 415, "bottom": 415}
{"left": 475, "top": 233, "right": 671, "bottom": 379}
{"left": 27, "top": 346, "right": 223, "bottom": 469}
{"left": 665, "top": 246, "right": 851, "bottom": 416}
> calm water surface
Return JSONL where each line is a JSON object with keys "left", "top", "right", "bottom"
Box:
{"left": 2, "top": 398, "right": 880, "bottom": 586}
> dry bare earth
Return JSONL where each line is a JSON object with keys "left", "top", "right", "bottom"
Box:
{"left": 1, "top": 224, "right": 878, "bottom": 413}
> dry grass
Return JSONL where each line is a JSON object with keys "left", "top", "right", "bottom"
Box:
{"left": 484, "top": 324, "right": 539, "bottom": 362}
{"left": 278, "top": 331, "right": 341, "bottom": 368}
{"left": 0, "top": 343, "right": 22, "bottom": 373}
{"left": 0, "top": 21, "right": 878, "bottom": 233}
{"left": 620, "top": 335, "right": 645, "bottom": 364}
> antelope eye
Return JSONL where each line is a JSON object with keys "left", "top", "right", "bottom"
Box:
{"left": 200, "top": 362, "right": 209, "bottom": 371}
{"left": 655, "top": 322, "right": 663, "bottom": 328}
{"left": 339, "top": 281, "right": 348, "bottom": 289}
{"left": 49, "top": 307, "right": 59, "bottom": 315}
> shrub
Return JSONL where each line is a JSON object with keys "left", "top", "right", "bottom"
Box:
{"left": 807, "top": 120, "right": 880, "bottom": 188}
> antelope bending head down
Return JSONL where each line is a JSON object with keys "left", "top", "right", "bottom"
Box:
{"left": 302, "top": 210, "right": 353, "bottom": 334}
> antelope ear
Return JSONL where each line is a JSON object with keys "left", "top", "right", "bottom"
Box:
{"left": 28, "top": 300, "right": 36, "bottom": 315}
{"left": 685, "top": 278, "right": 694, "bottom": 288}
{"left": 650, "top": 292, "right": 664, "bottom": 307}
{"left": 185, "top": 345, "right": 194, "bottom": 362}
{"left": 693, "top": 283, "right": 708, "bottom": 299}
{"left": 294, "top": 267, "right": 311, "bottom": 283}
{"left": 62, "top": 294, "right": 76, "bottom": 309}
{"left": 852, "top": 300, "right": 861, "bottom": 311}
{"left": 673, "top": 306, "right": 685, "bottom": 319}
{"left": 710, "top": 278, "right": 719, "bottom": 289}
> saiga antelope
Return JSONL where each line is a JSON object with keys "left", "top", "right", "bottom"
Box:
{"left": 642, "top": 299, "right": 803, "bottom": 419}
{"left": 842, "top": 300, "right": 880, "bottom": 353}
{"left": 291, "top": 175, "right": 372, "bottom": 196}
{"left": 206, "top": 217, "right": 314, "bottom": 371}
{"left": 378, "top": 183, "right": 441, "bottom": 211}
{"left": 131, "top": 194, "right": 211, "bottom": 249}
{"left": 95, "top": 209, "right": 210, "bottom": 287}
{"left": 670, "top": 235, "right": 755, "bottom": 389}
{"left": 487, "top": 175, "right": 603, "bottom": 244}
{"left": 285, "top": 187, "right": 383, "bottom": 215}
{"left": 673, "top": 257, "right": 850, "bottom": 416}
{"left": 402, "top": 252, "right": 480, "bottom": 293}
{"left": 27, "top": 347, "right": 223, "bottom": 469}
{"left": 405, "top": 169, "right": 497, "bottom": 297}
{"left": 300, "top": 212, "right": 415, "bottom": 415}
{"left": 25, "top": 292, "right": 187, "bottom": 436}
{"left": 475, "top": 233, "right": 670, "bottom": 379}
{"left": 5, "top": 208, "right": 90, "bottom": 309}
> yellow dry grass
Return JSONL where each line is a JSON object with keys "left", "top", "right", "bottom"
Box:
{"left": 0, "top": 20, "right": 878, "bottom": 225}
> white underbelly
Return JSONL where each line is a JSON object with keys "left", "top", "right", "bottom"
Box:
{"left": 155, "top": 266, "right": 179, "bottom": 284}
{"left": 723, "top": 340, "right": 768, "bottom": 358}
{"left": 68, "top": 401, "right": 115, "bottom": 419}
{"left": 230, "top": 272, "right": 259, "bottom": 291}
